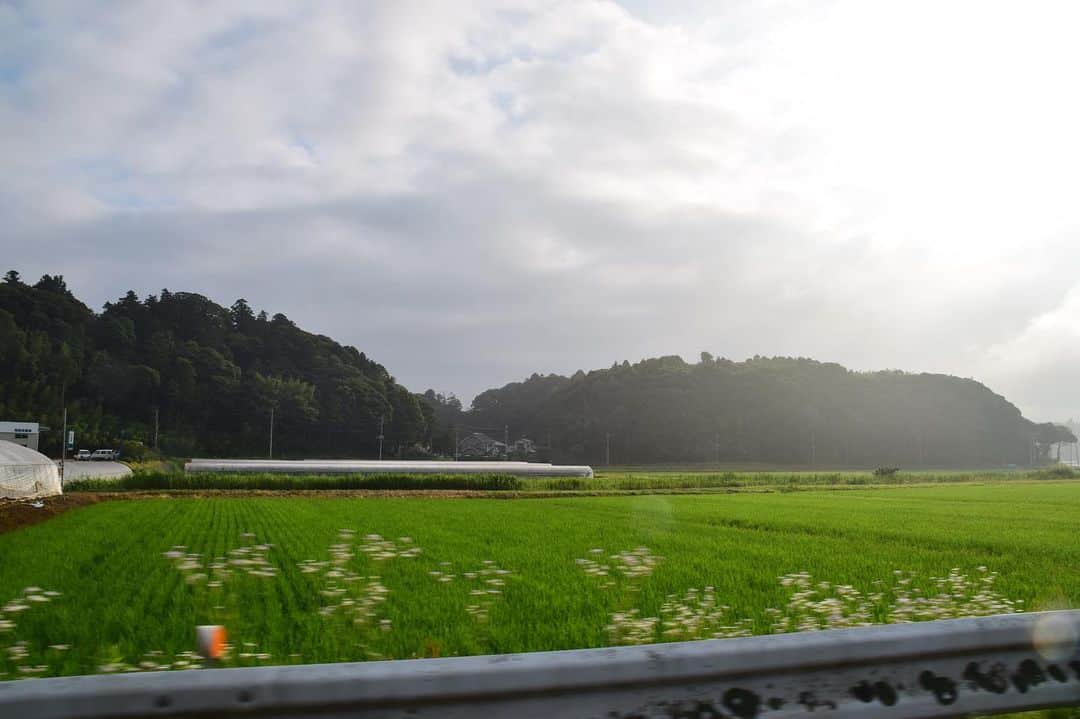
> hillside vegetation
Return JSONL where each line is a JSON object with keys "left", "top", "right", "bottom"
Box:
{"left": 0, "top": 271, "right": 427, "bottom": 457}
{"left": 2, "top": 270, "right": 1073, "bottom": 466}
{"left": 467, "top": 355, "right": 1075, "bottom": 467}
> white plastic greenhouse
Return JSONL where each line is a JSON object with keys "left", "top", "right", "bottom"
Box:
{"left": 186, "top": 458, "right": 594, "bottom": 478}
{"left": 0, "top": 440, "right": 62, "bottom": 499}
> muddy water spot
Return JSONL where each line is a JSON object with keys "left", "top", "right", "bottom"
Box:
{"left": 721, "top": 688, "right": 759, "bottom": 719}
{"left": 850, "top": 680, "right": 898, "bottom": 706}
{"left": 919, "top": 671, "right": 958, "bottom": 705}
{"left": 1012, "top": 659, "right": 1047, "bottom": 693}
{"left": 796, "top": 691, "right": 836, "bottom": 712}
{"left": 963, "top": 661, "right": 1008, "bottom": 694}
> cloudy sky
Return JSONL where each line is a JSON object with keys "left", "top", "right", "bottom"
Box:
{"left": 3, "top": 1, "right": 1079, "bottom": 420}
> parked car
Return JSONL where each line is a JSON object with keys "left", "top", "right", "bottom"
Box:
{"left": 74, "top": 450, "right": 92, "bottom": 461}
{"left": 91, "top": 449, "right": 118, "bottom": 461}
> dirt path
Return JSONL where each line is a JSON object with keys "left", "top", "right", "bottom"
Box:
{"left": 0, "top": 494, "right": 122, "bottom": 535}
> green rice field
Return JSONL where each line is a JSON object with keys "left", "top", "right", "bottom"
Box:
{"left": 1, "top": 481, "right": 1078, "bottom": 680}
{"left": 65, "top": 464, "right": 1077, "bottom": 493}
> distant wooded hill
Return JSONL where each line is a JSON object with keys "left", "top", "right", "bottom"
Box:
{"left": 464, "top": 355, "right": 1076, "bottom": 468}
{"left": 0, "top": 271, "right": 427, "bottom": 457}
{"left": 2, "top": 270, "right": 1073, "bottom": 466}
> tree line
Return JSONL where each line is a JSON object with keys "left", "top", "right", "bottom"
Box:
{"left": 0, "top": 271, "right": 428, "bottom": 458}
{"left": 466, "top": 354, "right": 1076, "bottom": 468}
{"left": 2, "top": 270, "right": 1074, "bottom": 466}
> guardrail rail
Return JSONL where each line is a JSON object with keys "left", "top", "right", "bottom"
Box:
{"left": 1, "top": 610, "right": 1078, "bottom": 718}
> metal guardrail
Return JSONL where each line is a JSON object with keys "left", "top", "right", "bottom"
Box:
{"left": 1, "top": 611, "right": 1077, "bottom": 718}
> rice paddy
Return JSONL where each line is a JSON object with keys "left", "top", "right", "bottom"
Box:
{"left": 65, "top": 465, "right": 1076, "bottom": 493}
{"left": 0, "top": 481, "right": 1078, "bottom": 680}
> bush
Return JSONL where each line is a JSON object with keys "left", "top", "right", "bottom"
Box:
{"left": 1034, "top": 465, "right": 1077, "bottom": 480}
{"left": 116, "top": 440, "right": 160, "bottom": 462}
{"left": 873, "top": 467, "right": 900, "bottom": 477}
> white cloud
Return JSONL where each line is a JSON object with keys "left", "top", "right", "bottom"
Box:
{"left": 1, "top": 0, "right": 1079, "bottom": 419}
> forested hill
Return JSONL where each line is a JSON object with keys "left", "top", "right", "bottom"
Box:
{"left": 468, "top": 355, "right": 1076, "bottom": 468}
{"left": 0, "top": 271, "right": 428, "bottom": 457}
{"left": 3, "top": 270, "right": 1074, "bottom": 466}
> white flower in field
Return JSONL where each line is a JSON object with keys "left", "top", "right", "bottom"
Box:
{"left": 26, "top": 595, "right": 50, "bottom": 603}
{"left": 438, "top": 576, "right": 454, "bottom": 583}
{"left": 3, "top": 603, "right": 29, "bottom": 613}
{"left": 22, "top": 586, "right": 42, "bottom": 594}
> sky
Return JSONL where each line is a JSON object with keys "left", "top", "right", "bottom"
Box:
{"left": 2, "top": 0, "right": 1079, "bottom": 421}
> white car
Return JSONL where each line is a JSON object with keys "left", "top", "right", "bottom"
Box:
{"left": 91, "top": 449, "right": 118, "bottom": 461}
{"left": 74, "top": 450, "right": 92, "bottom": 461}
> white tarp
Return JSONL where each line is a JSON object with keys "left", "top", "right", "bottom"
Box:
{"left": 0, "top": 440, "right": 62, "bottom": 499}
{"left": 187, "top": 458, "right": 594, "bottom": 478}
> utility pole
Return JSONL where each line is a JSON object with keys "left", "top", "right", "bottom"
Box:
{"left": 715, "top": 431, "right": 721, "bottom": 466}
{"left": 453, "top": 426, "right": 459, "bottom": 460}
{"left": 153, "top": 407, "right": 159, "bottom": 450}
{"left": 504, "top": 425, "right": 509, "bottom": 460}
{"left": 605, "top": 432, "right": 611, "bottom": 466}
{"left": 378, "top": 415, "right": 385, "bottom": 461}
{"left": 268, "top": 407, "right": 274, "bottom": 459}
{"left": 60, "top": 406, "right": 67, "bottom": 488}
